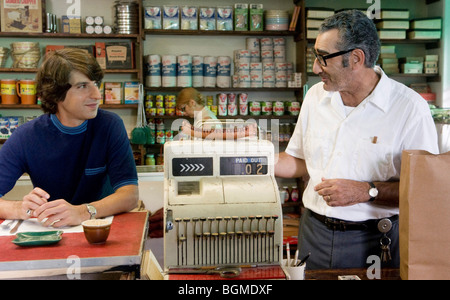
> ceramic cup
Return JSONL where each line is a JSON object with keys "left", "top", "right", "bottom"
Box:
{"left": 81, "top": 219, "right": 112, "bottom": 244}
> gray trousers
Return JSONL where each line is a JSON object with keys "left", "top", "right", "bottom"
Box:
{"left": 297, "top": 209, "right": 400, "bottom": 270}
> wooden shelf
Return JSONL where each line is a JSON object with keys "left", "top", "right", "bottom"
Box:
{"left": 144, "top": 29, "right": 296, "bottom": 37}
{"left": 0, "top": 68, "right": 140, "bottom": 74}
{"left": 144, "top": 87, "right": 302, "bottom": 93}
{"left": 146, "top": 114, "right": 298, "bottom": 120}
{"left": 0, "top": 32, "right": 139, "bottom": 39}
{"left": 0, "top": 104, "right": 138, "bottom": 109}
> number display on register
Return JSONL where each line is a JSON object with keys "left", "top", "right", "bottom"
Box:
{"left": 220, "top": 156, "right": 268, "bottom": 176}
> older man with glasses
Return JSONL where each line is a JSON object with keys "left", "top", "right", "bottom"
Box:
{"left": 275, "top": 10, "right": 438, "bottom": 270}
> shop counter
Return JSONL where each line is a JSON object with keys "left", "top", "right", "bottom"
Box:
{"left": 0, "top": 211, "right": 148, "bottom": 279}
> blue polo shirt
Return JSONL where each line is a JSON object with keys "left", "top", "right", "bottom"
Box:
{"left": 0, "top": 109, "right": 138, "bottom": 205}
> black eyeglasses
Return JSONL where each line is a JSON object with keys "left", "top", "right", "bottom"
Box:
{"left": 313, "top": 48, "right": 355, "bottom": 67}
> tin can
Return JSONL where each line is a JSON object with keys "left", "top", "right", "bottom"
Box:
{"left": 156, "top": 108, "right": 165, "bottom": 116}
{"left": 165, "top": 130, "right": 173, "bottom": 141}
{"left": 228, "top": 103, "right": 237, "bottom": 116}
{"left": 217, "top": 93, "right": 227, "bottom": 104}
{"left": 218, "top": 104, "right": 227, "bottom": 116}
{"left": 206, "top": 95, "right": 214, "bottom": 106}
{"left": 272, "top": 101, "right": 285, "bottom": 116}
{"left": 238, "top": 93, "right": 248, "bottom": 104}
{"left": 156, "top": 130, "right": 166, "bottom": 144}
{"left": 155, "top": 96, "right": 164, "bottom": 108}
{"left": 261, "top": 101, "right": 272, "bottom": 115}
{"left": 287, "top": 101, "right": 300, "bottom": 116}
{"left": 210, "top": 105, "right": 218, "bottom": 116}
{"left": 147, "top": 107, "right": 157, "bottom": 117}
{"left": 239, "top": 103, "right": 248, "bottom": 116}
{"left": 249, "top": 101, "right": 261, "bottom": 116}
{"left": 228, "top": 93, "right": 237, "bottom": 104}
{"left": 166, "top": 108, "right": 175, "bottom": 116}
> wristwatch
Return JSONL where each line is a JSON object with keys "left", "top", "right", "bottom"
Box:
{"left": 86, "top": 204, "right": 97, "bottom": 219}
{"left": 368, "top": 182, "right": 378, "bottom": 202}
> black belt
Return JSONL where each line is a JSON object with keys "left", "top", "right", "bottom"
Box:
{"left": 310, "top": 210, "right": 398, "bottom": 232}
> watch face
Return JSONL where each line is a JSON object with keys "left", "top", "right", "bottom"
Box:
{"left": 369, "top": 188, "right": 378, "bottom": 198}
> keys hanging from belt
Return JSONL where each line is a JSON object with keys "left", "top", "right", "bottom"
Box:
{"left": 377, "top": 218, "right": 392, "bottom": 263}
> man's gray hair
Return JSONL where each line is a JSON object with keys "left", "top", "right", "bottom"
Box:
{"left": 319, "top": 9, "right": 381, "bottom": 68}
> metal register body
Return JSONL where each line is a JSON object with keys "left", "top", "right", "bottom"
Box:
{"left": 163, "top": 140, "right": 283, "bottom": 270}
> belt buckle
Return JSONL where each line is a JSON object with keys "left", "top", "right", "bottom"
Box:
{"left": 325, "top": 218, "right": 346, "bottom": 231}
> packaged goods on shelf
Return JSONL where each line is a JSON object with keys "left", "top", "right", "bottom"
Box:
{"left": 181, "top": 6, "right": 198, "bottom": 30}
{"left": 217, "top": 6, "right": 233, "bottom": 31}
{"left": 234, "top": 3, "right": 248, "bottom": 31}
{"left": 408, "top": 30, "right": 441, "bottom": 40}
{"left": 217, "top": 56, "right": 231, "bottom": 88}
{"left": 410, "top": 17, "right": 442, "bottom": 30}
{"left": 192, "top": 55, "right": 204, "bottom": 87}
{"left": 61, "top": 15, "right": 81, "bottom": 34}
{"left": 249, "top": 4, "right": 263, "bottom": 31}
{"left": 144, "top": 6, "right": 162, "bottom": 29}
{"left": 378, "top": 45, "right": 399, "bottom": 75}
{"left": 124, "top": 81, "right": 140, "bottom": 104}
{"left": 104, "top": 82, "right": 122, "bottom": 104}
{"left": 199, "top": 7, "right": 215, "bottom": 30}
{"left": 45, "top": 13, "right": 57, "bottom": 33}
{"left": 375, "top": 20, "right": 410, "bottom": 30}
{"left": 380, "top": 9, "right": 409, "bottom": 20}
{"left": 145, "top": 54, "right": 161, "bottom": 88}
{"left": 203, "top": 56, "right": 217, "bottom": 87}
{"left": 95, "top": 42, "right": 106, "bottom": 69}
{"left": 177, "top": 54, "right": 193, "bottom": 87}
{"left": 105, "top": 42, "right": 134, "bottom": 69}
{"left": 306, "top": 8, "right": 335, "bottom": 19}
{"left": 0, "top": 47, "right": 9, "bottom": 68}
{"left": 377, "top": 29, "right": 406, "bottom": 39}
{"left": 424, "top": 54, "right": 439, "bottom": 75}
{"left": 400, "top": 57, "right": 424, "bottom": 74}
{"left": 11, "top": 42, "right": 41, "bottom": 69}
{"left": 265, "top": 10, "right": 289, "bottom": 31}
{"left": 115, "top": 1, "right": 139, "bottom": 34}
{"left": 0, "top": 0, "right": 44, "bottom": 33}
{"left": 306, "top": 8, "right": 334, "bottom": 39}
{"left": 0, "top": 116, "right": 23, "bottom": 139}
{"left": 161, "top": 55, "right": 177, "bottom": 87}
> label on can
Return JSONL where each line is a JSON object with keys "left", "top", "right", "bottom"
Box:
{"left": 156, "top": 130, "right": 166, "bottom": 144}
{"left": 287, "top": 101, "right": 300, "bottom": 116}
{"left": 272, "top": 101, "right": 285, "bottom": 116}
{"left": 217, "top": 93, "right": 227, "bottom": 104}
{"left": 227, "top": 93, "right": 236, "bottom": 104}
{"left": 228, "top": 104, "right": 237, "bottom": 116}
{"left": 238, "top": 93, "right": 248, "bottom": 104}
{"left": 239, "top": 103, "right": 248, "bottom": 116}
{"left": 249, "top": 101, "right": 261, "bottom": 116}
{"left": 157, "top": 108, "right": 165, "bottom": 116}
{"left": 218, "top": 104, "right": 227, "bottom": 116}
{"left": 261, "top": 101, "right": 272, "bottom": 115}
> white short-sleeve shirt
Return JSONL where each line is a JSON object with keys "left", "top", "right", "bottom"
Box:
{"left": 286, "top": 67, "right": 439, "bottom": 221}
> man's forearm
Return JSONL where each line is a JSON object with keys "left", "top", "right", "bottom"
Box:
{"left": 372, "top": 181, "right": 399, "bottom": 207}
{"left": 90, "top": 185, "right": 139, "bottom": 219}
{"left": 275, "top": 152, "right": 308, "bottom": 178}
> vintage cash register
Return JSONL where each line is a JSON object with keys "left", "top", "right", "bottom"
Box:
{"left": 163, "top": 139, "right": 284, "bottom": 279}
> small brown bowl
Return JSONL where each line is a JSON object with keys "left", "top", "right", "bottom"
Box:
{"left": 81, "top": 219, "right": 112, "bottom": 244}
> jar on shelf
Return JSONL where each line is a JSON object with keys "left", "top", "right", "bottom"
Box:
{"left": 291, "top": 186, "right": 299, "bottom": 202}
{"left": 145, "top": 154, "right": 155, "bottom": 165}
{"left": 283, "top": 186, "right": 291, "bottom": 202}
